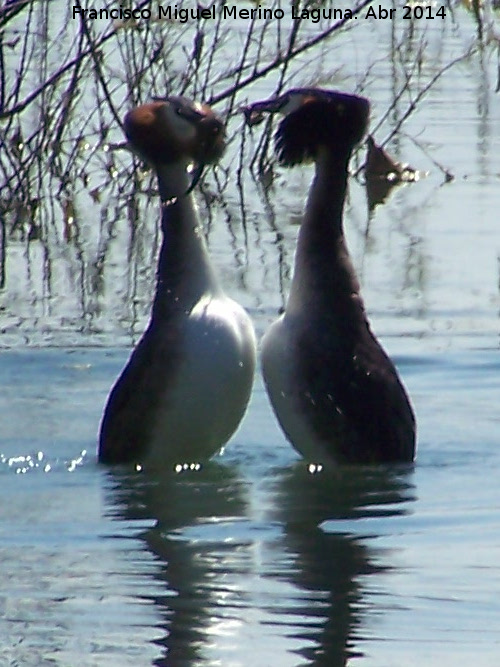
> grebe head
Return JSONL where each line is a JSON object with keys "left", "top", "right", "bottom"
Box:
{"left": 244, "top": 88, "right": 369, "bottom": 166}
{"left": 124, "top": 96, "right": 225, "bottom": 167}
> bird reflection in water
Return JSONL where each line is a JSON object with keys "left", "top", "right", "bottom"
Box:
{"left": 104, "top": 462, "right": 248, "bottom": 666}
{"left": 104, "top": 460, "right": 415, "bottom": 666}
{"left": 268, "top": 463, "right": 416, "bottom": 665}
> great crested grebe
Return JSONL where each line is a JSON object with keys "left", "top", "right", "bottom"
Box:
{"left": 98, "top": 97, "right": 256, "bottom": 468}
{"left": 246, "top": 88, "right": 416, "bottom": 466}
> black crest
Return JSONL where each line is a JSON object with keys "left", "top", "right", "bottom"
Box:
{"left": 275, "top": 90, "right": 369, "bottom": 166}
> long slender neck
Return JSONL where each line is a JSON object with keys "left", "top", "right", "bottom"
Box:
{"left": 303, "top": 148, "right": 350, "bottom": 238}
{"left": 287, "top": 147, "right": 364, "bottom": 325}
{"left": 151, "top": 162, "right": 220, "bottom": 322}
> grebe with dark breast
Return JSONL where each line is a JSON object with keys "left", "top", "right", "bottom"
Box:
{"left": 246, "top": 89, "right": 416, "bottom": 466}
{"left": 98, "top": 97, "right": 256, "bottom": 468}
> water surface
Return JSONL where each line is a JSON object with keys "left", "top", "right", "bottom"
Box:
{"left": 0, "top": 345, "right": 499, "bottom": 666}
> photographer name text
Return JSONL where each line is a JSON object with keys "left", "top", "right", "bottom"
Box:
{"left": 72, "top": 4, "right": 447, "bottom": 23}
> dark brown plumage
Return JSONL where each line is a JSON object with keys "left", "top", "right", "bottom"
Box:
{"left": 254, "top": 89, "right": 416, "bottom": 465}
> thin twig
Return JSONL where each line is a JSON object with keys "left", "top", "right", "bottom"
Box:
{"left": 74, "top": 0, "right": 123, "bottom": 130}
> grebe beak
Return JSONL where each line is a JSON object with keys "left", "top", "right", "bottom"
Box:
{"left": 184, "top": 161, "right": 205, "bottom": 196}
{"left": 242, "top": 95, "right": 291, "bottom": 126}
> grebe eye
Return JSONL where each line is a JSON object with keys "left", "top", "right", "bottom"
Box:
{"left": 174, "top": 104, "right": 187, "bottom": 117}
{"left": 173, "top": 103, "right": 203, "bottom": 122}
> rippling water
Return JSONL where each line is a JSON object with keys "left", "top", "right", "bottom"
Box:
{"left": 1, "top": 344, "right": 499, "bottom": 665}
{"left": 1, "top": 3, "right": 500, "bottom": 666}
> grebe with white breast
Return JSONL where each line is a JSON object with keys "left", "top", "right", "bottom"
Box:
{"left": 246, "top": 89, "right": 416, "bottom": 466}
{"left": 98, "top": 97, "right": 256, "bottom": 468}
